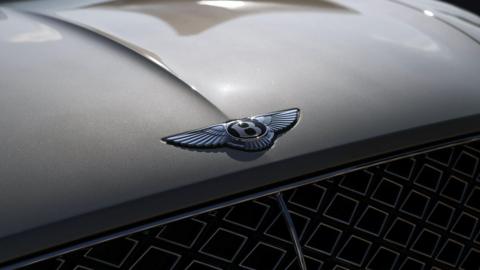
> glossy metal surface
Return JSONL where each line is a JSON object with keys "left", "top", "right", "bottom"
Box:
{"left": 5, "top": 134, "right": 480, "bottom": 270}
{"left": 394, "top": 0, "right": 480, "bottom": 43}
{"left": 0, "top": 0, "right": 480, "bottom": 264}
{"left": 163, "top": 108, "right": 299, "bottom": 151}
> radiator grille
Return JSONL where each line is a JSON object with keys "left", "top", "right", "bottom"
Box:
{"left": 22, "top": 141, "right": 480, "bottom": 270}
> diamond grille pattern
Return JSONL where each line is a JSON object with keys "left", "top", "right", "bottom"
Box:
{"left": 23, "top": 142, "right": 480, "bottom": 269}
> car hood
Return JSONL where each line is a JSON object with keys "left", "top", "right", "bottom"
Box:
{"left": 1, "top": 0, "right": 480, "bottom": 265}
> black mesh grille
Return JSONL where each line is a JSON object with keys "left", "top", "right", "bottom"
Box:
{"left": 22, "top": 141, "right": 480, "bottom": 270}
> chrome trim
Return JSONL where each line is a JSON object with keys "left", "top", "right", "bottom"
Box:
{"left": 4, "top": 134, "right": 480, "bottom": 270}
{"left": 276, "top": 193, "right": 307, "bottom": 270}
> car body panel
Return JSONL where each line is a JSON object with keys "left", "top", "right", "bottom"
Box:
{"left": 0, "top": 0, "right": 480, "bottom": 264}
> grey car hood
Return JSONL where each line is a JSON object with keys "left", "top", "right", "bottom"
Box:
{"left": 1, "top": 0, "right": 480, "bottom": 265}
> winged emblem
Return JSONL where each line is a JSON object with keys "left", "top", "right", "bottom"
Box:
{"left": 163, "top": 108, "right": 300, "bottom": 151}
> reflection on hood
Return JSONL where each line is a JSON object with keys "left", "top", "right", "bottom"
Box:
{"left": 87, "top": 0, "right": 356, "bottom": 35}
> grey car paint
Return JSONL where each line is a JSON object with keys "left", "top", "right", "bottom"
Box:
{"left": 0, "top": 0, "right": 480, "bottom": 265}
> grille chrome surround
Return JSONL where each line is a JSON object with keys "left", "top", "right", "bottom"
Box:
{"left": 14, "top": 137, "right": 480, "bottom": 269}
